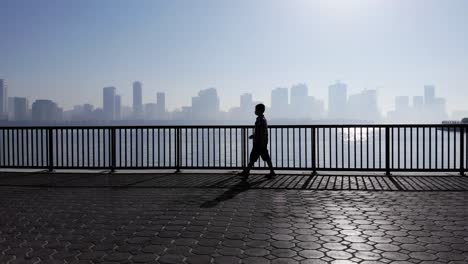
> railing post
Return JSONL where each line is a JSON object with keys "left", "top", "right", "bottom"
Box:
{"left": 110, "top": 128, "right": 116, "bottom": 173}
{"left": 385, "top": 126, "right": 391, "bottom": 176}
{"left": 460, "top": 126, "right": 465, "bottom": 176}
{"left": 175, "top": 127, "right": 181, "bottom": 173}
{"left": 241, "top": 127, "right": 246, "bottom": 168}
{"left": 48, "top": 128, "right": 54, "bottom": 172}
{"left": 311, "top": 127, "right": 317, "bottom": 175}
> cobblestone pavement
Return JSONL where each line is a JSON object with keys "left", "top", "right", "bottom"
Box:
{"left": 0, "top": 173, "right": 468, "bottom": 263}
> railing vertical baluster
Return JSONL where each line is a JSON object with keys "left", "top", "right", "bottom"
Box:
{"left": 335, "top": 128, "right": 338, "bottom": 169}
{"left": 435, "top": 126, "right": 438, "bottom": 169}
{"left": 329, "top": 128, "right": 332, "bottom": 169}
{"left": 305, "top": 128, "right": 308, "bottom": 168}
{"left": 311, "top": 127, "right": 317, "bottom": 175}
{"left": 410, "top": 127, "right": 413, "bottom": 169}
{"left": 241, "top": 127, "right": 246, "bottom": 168}
{"left": 323, "top": 128, "right": 326, "bottom": 169}
{"left": 175, "top": 127, "right": 180, "bottom": 172}
{"left": 48, "top": 128, "right": 54, "bottom": 172}
{"left": 385, "top": 126, "right": 391, "bottom": 176}
{"left": 448, "top": 128, "right": 451, "bottom": 169}
{"left": 397, "top": 127, "right": 400, "bottom": 169}
{"left": 236, "top": 128, "right": 239, "bottom": 167}
{"left": 293, "top": 128, "right": 296, "bottom": 168}
{"left": 416, "top": 127, "right": 419, "bottom": 169}
{"left": 429, "top": 127, "right": 431, "bottom": 169}
{"left": 342, "top": 127, "right": 345, "bottom": 169}
{"left": 454, "top": 126, "right": 457, "bottom": 169}
{"left": 404, "top": 127, "right": 407, "bottom": 169}
{"left": 459, "top": 126, "right": 464, "bottom": 176}
{"left": 275, "top": 128, "right": 279, "bottom": 168}
{"left": 110, "top": 128, "right": 116, "bottom": 172}
{"left": 299, "top": 128, "right": 302, "bottom": 168}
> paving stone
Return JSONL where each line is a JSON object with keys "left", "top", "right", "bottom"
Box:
{"left": 214, "top": 256, "right": 241, "bottom": 264}
{"left": 272, "top": 258, "right": 299, "bottom": 264}
{"left": 298, "top": 249, "right": 324, "bottom": 258}
{"left": 158, "top": 254, "right": 185, "bottom": 264}
{"left": 131, "top": 253, "right": 158, "bottom": 263}
{"left": 186, "top": 255, "right": 212, "bottom": 264}
{"left": 326, "top": 250, "right": 353, "bottom": 260}
{"left": 242, "top": 256, "right": 270, "bottom": 264}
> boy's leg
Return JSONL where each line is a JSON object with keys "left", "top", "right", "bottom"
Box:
{"left": 260, "top": 148, "right": 275, "bottom": 175}
{"left": 240, "top": 147, "right": 260, "bottom": 175}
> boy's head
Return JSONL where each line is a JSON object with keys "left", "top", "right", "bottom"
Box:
{"left": 255, "top": 103, "right": 265, "bottom": 116}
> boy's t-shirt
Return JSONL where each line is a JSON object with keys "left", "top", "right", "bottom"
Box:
{"left": 253, "top": 115, "right": 268, "bottom": 147}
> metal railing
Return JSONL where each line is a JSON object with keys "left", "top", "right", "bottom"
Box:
{"left": 0, "top": 124, "right": 466, "bottom": 175}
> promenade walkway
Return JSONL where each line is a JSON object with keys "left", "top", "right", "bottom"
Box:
{"left": 1, "top": 171, "right": 467, "bottom": 264}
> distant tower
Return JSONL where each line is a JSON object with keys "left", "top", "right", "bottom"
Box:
{"left": 12, "top": 97, "right": 29, "bottom": 121}
{"left": 191, "top": 88, "right": 220, "bottom": 120}
{"left": 103, "top": 87, "right": 116, "bottom": 120}
{"left": 0, "top": 79, "right": 7, "bottom": 119}
{"left": 156, "top": 92, "right": 166, "bottom": 118}
{"left": 240, "top": 93, "right": 253, "bottom": 109}
{"left": 328, "top": 81, "right": 347, "bottom": 119}
{"left": 290, "top": 83, "right": 309, "bottom": 118}
{"left": 32, "top": 99, "right": 62, "bottom": 122}
{"left": 424, "top": 85, "right": 435, "bottom": 105}
{"left": 413, "top": 96, "right": 424, "bottom": 108}
{"left": 115, "top": 94, "right": 122, "bottom": 120}
{"left": 271, "top": 87, "right": 289, "bottom": 118}
{"left": 133, "top": 81, "right": 143, "bottom": 119}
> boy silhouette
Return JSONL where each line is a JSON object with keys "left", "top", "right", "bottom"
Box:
{"left": 238, "top": 103, "right": 276, "bottom": 178}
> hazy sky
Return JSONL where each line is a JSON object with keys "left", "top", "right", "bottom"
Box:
{"left": 1, "top": 0, "right": 468, "bottom": 113}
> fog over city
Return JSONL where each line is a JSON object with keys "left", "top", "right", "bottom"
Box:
{"left": 1, "top": 0, "right": 468, "bottom": 124}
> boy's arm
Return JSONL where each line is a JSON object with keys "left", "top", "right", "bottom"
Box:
{"left": 249, "top": 119, "right": 258, "bottom": 139}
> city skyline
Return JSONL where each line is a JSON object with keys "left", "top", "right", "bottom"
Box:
{"left": 0, "top": 77, "right": 458, "bottom": 123}
{"left": 2, "top": 0, "right": 468, "bottom": 113}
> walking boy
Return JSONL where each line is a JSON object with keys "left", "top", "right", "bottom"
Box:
{"left": 238, "top": 103, "right": 276, "bottom": 178}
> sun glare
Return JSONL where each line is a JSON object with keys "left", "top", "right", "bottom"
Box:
{"left": 318, "top": 0, "right": 380, "bottom": 17}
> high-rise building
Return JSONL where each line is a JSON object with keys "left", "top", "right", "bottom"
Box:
{"left": 328, "top": 81, "right": 347, "bottom": 119}
{"left": 347, "top": 90, "right": 380, "bottom": 121}
{"left": 32, "top": 99, "right": 62, "bottom": 122}
{"left": 115, "top": 94, "right": 122, "bottom": 120}
{"left": 240, "top": 93, "right": 253, "bottom": 110}
{"left": 156, "top": 92, "right": 166, "bottom": 119}
{"left": 0, "top": 79, "right": 7, "bottom": 119}
{"left": 191, "top": 88, "right": 220, "bottom": 120}
{"left": 240, "top": 93, "right": 253, "bottom": 109}
{"left": 7, "top": 97, "right": 15, "bottom": 119}
{"left": 424, "top": 85, "right": 435, "bottom": 105}
{"left": 133, "top": 81, "right": 143, "bottom": 119}
{"left": 271, "top": 87, "right": 289, "bottom": 118}
{"left": 290, "top": 83, "right": 309, "bottom": 118}
{"left": 413, "top": 96, "right": 424, "bottom": 108}
{"left": 11, "top": 97, "right": 29, "bottom": 121}
{"left": 103, "top": 87, "right": 116, "bottom": 120}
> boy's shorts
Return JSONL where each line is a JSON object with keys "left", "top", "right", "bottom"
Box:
{"left": 249, "top": 145, "right": 271, "bottom": 163}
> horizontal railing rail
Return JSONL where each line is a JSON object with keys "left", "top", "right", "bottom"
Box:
{"left": 0, "top": 124, "right": 466, "bottom": 175}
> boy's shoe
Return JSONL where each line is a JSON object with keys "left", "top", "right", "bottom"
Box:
{"left": 265, "top": 172, "right": 276, "bottom": 179}
{"left": 237, "top": 171, "right": 249, "bottom": 177}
